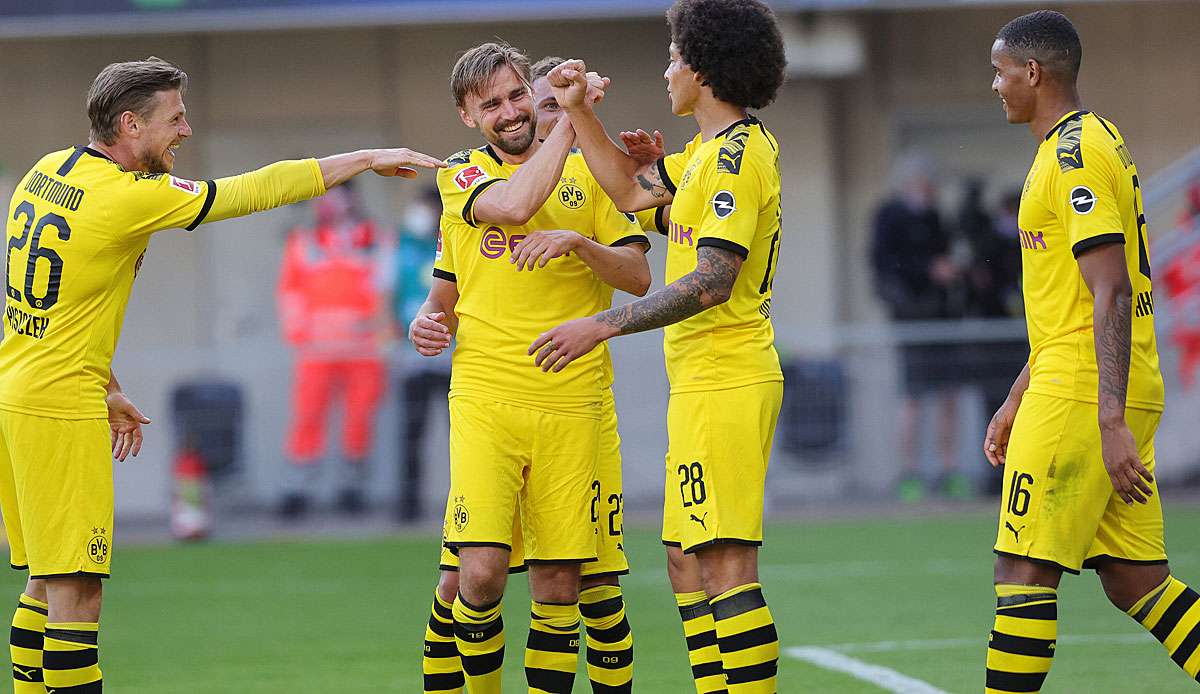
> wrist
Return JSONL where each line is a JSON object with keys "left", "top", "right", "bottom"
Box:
{"left": 1099, "top": 413, "right": 1127, "bottom": 431}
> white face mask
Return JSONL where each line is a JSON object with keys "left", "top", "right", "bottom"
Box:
{"left": 404, "top": 205, "right": 438, "bottom": 238}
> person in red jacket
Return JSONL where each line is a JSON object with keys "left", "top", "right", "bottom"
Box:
{"left": 277, "top": 181, "right": 391, "bottom": 518}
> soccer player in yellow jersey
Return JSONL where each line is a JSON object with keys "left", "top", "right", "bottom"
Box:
{"left": 983, "top": 11, "right": 1200, "bottom": 692}
{"left": 530, "top": 2, "right": 787, "bottom": 691}
{"left": 407, "top": 43, "right": 650, "bottom": 694}
{"left": 0, "top": 57, "right": 444, "bottom": 693}
{"left": 416, "top": 56, "right": 659, "bottom": 694}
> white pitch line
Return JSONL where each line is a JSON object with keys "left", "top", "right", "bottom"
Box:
{"left": 786, "top": 646, "right": 953, "bottom": 694}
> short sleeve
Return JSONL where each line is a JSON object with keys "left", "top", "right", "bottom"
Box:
{"left": 1055, "top": 139, "right": 1125, "bottom": 258}
{"left": 656, "top": 150, "right": 690, "bottom": 196}
{"left": 432, "top": 225, "right": 456, "bottom": 282}
{"left": 592, "top": 182, "right": 649, "bottom": 249}
{"left": 437, "top": 156, "right": 504, "bottom": 228}
{"left": 635, "top": 207, "right": 668, "bottom": 236}
{"left": 692, "top": 151, "right": 767, "bottom": 259}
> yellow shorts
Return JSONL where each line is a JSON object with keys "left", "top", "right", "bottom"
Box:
{"left": 662, "top": 381, "right": 783, "bottom": 553}
{"left": 445, "top": 395, "right": 599, "bottom": 563}
{"left": 0, "top": 411, "right": 113, "bottom": 578}
{"left": 439, "top": 391, "right": 629, "bottom": 577}
{"left": 994, "top": 393, "right": 1165, "bottom": 574}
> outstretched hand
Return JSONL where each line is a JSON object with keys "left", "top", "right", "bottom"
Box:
{"left": 369, "top": 148, "right": 447, "bottom": 179}
{"left": 620, "top": 129, "right": 666, "bottom": 167}
{"left": 106, "top": 391, "right": 150, "bottom": 462}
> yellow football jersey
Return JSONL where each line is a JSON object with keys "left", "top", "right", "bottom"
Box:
{"left": 434, "top": 145, "right": 647, "bottom": 411}
{"left": 0, "top": 146, "right": 324, "bottom": 418}
{"left": 1018, "top": 111, "right": 1163, "bottom": 411}
{"left": 656, "top": 116, "right": 783, "bottom": 393}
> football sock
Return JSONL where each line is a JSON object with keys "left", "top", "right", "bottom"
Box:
{"left": 579, "top": 585, "right": 634, "bottom": 692}
{"left": 675, "top": 590, "right": 726, "bottom": 694}
{"left": 1127, "top": 575, "right": 1200, "bottom": 678}
{"left": 986, "top": 584, "right": 1057, "bottom": 694}
{"left": 423, "top": 589, "right": 463, "bottom": 694}
{"left": 452, "top": 594, "right": 504, "bottom": 694}
{"left": 10, "top": 594, "right": 47, "bottom": 693}
{"left": 710, "top": 583, "right": 778, "bottom": 694}
{"left": 525, "top": 601, "right": 580, "bottom": 694}
{"left": 43, "top": 622, "right": 102, "bottom": 693}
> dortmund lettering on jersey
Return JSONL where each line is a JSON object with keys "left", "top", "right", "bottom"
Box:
{"left": 0, "top": 146, "right": 324, "bottom": 418}
{"left": 1017, "top": 111, "right": 1163, "bottom": 411}
{"left": 654, "top": 116, "right": 783, "bottom": 393}
{"left": 434, "top": 146, "right": 647, "bottom": 411}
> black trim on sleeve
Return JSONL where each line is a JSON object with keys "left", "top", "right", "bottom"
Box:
{"left": 185, "top": 179, "right": 217, "bottom": 231}
{"left": 56, "top": 147, "right": 86, "bottom": 177}
{"left": 1071, "top": 232, "right": 1125, "bottom": 258}
{"left": 656, "top": 158, "right": 677, "bottom": 195}
{"left": 697, "top": 237, "right": 749, "bottom": 260}
{"left": 462, "top": 178, "right": 504, "bottom": 228}
{"left": 431, "top": 268, "right": 457, "bottom": 283}
{"left": 610, "top": 234, "right": 650, "bottom": 250}
{"left": 654, "top": 206, "right": 669, "bottom": 235}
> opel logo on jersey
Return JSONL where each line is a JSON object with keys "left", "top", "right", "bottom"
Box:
{"left": 1069, "top": 185, "right": 1097, "bottom": 215}
{"left": 711, "top": 190, "right": 736, "bottom": 219}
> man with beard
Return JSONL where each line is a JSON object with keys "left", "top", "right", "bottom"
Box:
{"left": 0, "top": 56, "right": 443, "bottom": 693}
{"left": 407, "top": 43, "right": 650, "bottom": 693}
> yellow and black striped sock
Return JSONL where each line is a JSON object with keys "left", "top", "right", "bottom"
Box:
{"left": 525, "top": 601, "right": 580, "bottom": 694}
{"left": 10, "top": 593, "right": 47, "bottom": 693}
{"left": 675, "top": 590, "right": 726, "bottom": 694}
{"left": 985, "top": 584, "right": 1057, "bottom": 694}
{"left": 580, "top": 585, "right": 634, "bottom": 692}
{"left": 452, "top": 594, "right": 504, "bottom": 694}
{"left": 42, "top": 621, "right": 101, "bottom": 693}
{"left": 1127, "top": 575, "right": 1200, "bottom": 678}
{"left": 710, "top": 583, "right": 778, "bottom": 694}
{"left": 424, "top": 590, "right": 463, "bottom": 693}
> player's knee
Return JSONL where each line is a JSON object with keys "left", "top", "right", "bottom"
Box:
{"left": 437, "top": 570, "right": 460, "bottom": 604}
{"left": 697, "top": 544, "right": 758, "bottom": 597}
{"left": 993, "top": 554, "right": 1062, "bottom": 589}
{"left": 1097, "top": 561, "right": 1170, "bottom": 612}
{"left": 529, "top": 564, "right": 581, "bottom": 604}
{"left": 579, "top": 574, "right": 619, "bottom": 591}
{"left": 23, "top": 577, "right": 47, "bottom": 603}
{"left": 44, "top": 575, "right": 102, "bottom": 622}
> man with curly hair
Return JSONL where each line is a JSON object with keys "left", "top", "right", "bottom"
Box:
{"left": 530, "top": 1, "right": 787, "bottom": 691}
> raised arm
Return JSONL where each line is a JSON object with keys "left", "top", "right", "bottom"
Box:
{"left": 551, "top": 61, "right": 671, "bottom": 213}
{"left": 1078, "top": 243, "right": 1153, "bottom": 505}
{"left": 470, "top": 116, "right": 578, "bottom": 226}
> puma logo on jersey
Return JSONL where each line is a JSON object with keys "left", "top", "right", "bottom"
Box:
{"left": 12, "top": 665, "right": 41, "bottom": 681}
{"left": 689, "top": 512, "right": 708, "bottom": 530}
{"left": 1005, "top": 521, "right": 1026, "bottom": 542}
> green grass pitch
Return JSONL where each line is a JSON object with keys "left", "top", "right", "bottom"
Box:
{"left": 6, "top": 506, "right": 1200, "bottom": 692}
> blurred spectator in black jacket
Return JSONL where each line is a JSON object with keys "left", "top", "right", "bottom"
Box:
{"left": 870, "top": 156, "right": 968, "bottom": 502}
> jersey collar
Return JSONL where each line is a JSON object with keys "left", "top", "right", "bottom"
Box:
{"left": 715, "top": 114, "right": 759, "bottom": 139}
{"left": 1044, "top": 110, "right": 1089, "bottom": 141}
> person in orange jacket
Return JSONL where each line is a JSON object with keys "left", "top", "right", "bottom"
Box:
{"left": 276, "top": 181, "right": 391, "bottom": 518}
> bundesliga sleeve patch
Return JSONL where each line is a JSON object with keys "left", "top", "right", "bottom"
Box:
{"left": 435, "top": 229, "right": 444, "bottom": 260}
{"left": 1069, "top": 185, "right": 1097, "bottom": 215}
{"left": 169, "top": 176, "right": 201, "bottom": 195}
{"left": 453, "top": 165, "right": 489, "bottom": 191}
{"left": 711, "top": 190, "right": 736, "bottom": 219}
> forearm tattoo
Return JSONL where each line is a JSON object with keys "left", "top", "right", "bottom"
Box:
{"left": 635, "top": 166, "right": 669, "bottom": 199}
{"left": 1097, "top": 291, "right": 1132, "bottom": 417}
{"left": 595, "top": 246, "right": 739, "bottom": 336}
